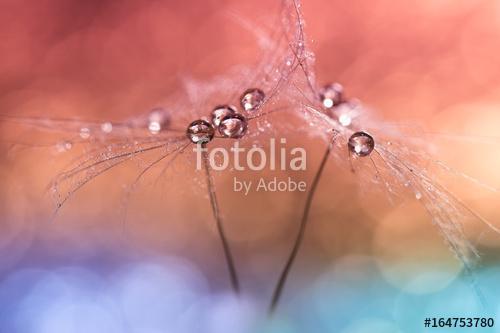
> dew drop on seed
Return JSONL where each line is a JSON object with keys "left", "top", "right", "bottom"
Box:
{"left": 240, "top": 88, "right": 265, "bottom": 112}
{"left": 218, "top": 113, "right": 248, "bottom": 139}
{"left": 338, "top": 113, "right": 352, "bottom": 127}
{"left": 148, "top": 108, "right": 170, "bottom": 134}
{"left": 148, "top": 122, "right": 161, "bottom": 134}
{"left": 186, "top": 119, "right": 215, "bottom": 144}
{"left": 101, "top": 122, "right": 113, "bottom": 133}
{"left": 415, "top": 192, "right": 422, "bottom": 200}
{"left": 80, "top": 127, "right": 90, "bottom": 139}
{"left": 334, "top": 100, "right": 360, "bottom": 126}
{"left": 319, "top": 83, "right": 343, "bottom": 108}
{"left": 348, "top": 131, "right": 375, "bottom": 157}
{"left": 210, "top": 105, "right": 237, "bottom": 127}
{"left": 56, "top": 140, "right": 73, "bottom": 152}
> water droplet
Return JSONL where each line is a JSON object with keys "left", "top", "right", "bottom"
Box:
{"left": 101, "top": 122, "right": 113, "bottom": 133}
{"left": 148, "top": 108, "right": 170, "bottom": 134}
{"left": 186, "top": 119, "right": 214, "bottom": 144}
{"left": 319, "top": 83, "right": 343, "bottom": 108}
{"left": 218, "top": 113, "right": 248, "bottom": 139}
{"left": 348, "top": 131, "right": 375, "bottom": 157}
{"left": 240, "top": 88, "right": 265, "bottom": 112}
{"left": 415, "top": 192, "right": 422, "bottom": 200}
{"left": 148, "top": 122, "right": 161, "bottom": 134}
{"left": 338, "top": 113, "right": 352, "bottom": 127}
{"left": 333, "top": 100, "right": 360, "bottom": 126}
{"left": 80, "top": 127, "right": 90, "bottom": 139}
{"left": 56, "top": 141, "right": 72, "bottom": 152}
{"left": 210, "top": 105, "right": 237, "bottom": 127}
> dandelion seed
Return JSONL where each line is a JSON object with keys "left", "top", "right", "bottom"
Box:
{"left": 0, "top": 0, "right": 322, "bottom": 310}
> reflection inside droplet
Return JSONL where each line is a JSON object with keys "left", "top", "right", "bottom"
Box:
{"left": 210, "top": 105, "right": 237, "bottom": 128}
{"left": 348, "top": 131, "right": 375, "bottom": 157}
{"left": 100, "top": 122, "right": 113, "bottom": 134}
{"left": 240, "top": 88, "right": 265, "bottom": 112}
{"left": 79, "top": 128, "right": 90, "bottom": 139}
{"left": 319, "top": 83, "right": 343, "bottom": 108}
{"left": 218, "top": 114, "right": 248, "bottom": 138}
{"left": 186, "top": 119, "right": 215, "bottom": 144}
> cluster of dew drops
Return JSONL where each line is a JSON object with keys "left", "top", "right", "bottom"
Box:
{"left": 318, "top": 82, "right": 375, "bottom": 157}
{"left": 60, "top": 88, "right": 265, "bottom": 150}
{"left": 186, "top": 88, "right": 266, "bottom": 144}
{"left": 63, "top": 82, "right": 374, "bottom": 159}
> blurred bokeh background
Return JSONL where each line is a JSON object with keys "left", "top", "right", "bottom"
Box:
{"left": 1, "top": 0, "right": 500, "bottom": 331}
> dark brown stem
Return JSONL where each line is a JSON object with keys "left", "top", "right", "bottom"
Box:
{"left": 202, "top": 144, "right": 240, "bottom": 294}
{"left": 269, "top": 141, "right": 332, "bottom": 314}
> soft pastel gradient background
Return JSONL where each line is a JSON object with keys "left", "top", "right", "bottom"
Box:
{"left": 1, "top": 0, "right": 500, "bottom": 332}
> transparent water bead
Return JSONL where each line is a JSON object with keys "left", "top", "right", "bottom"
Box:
{"left": 186, "top": 119, "right": 215, "bottom": 144}
{"left": 218, "top": 113, "right": 248, "bottom": 139}
{"left": 348, "top": 131, "right": 375, "bottom": 157}
{"left": 148, "top": 108, "right": 170, "bottom": 134}
{"left": 240, "top": 88, "right": 265, "bottom": 112}
{"left": 56, "top": 141, "right": 73, "bottom": 152}
{"left": 338, "top": 113, "right": 352, "bottom": 127}
{"left": 319, "top": 83, "right": 343, "bottom": 108}
{"left": 333, "top": 99, "right": 361, "bottom": 127}
{"left": 100, "top": 122, "right": 113, "bottom": 133}
{"left": 210, "top": 105, "right": 237, "bottom": 128}
{"left": 79, "top": 127, "right": 90, "bottom": 139}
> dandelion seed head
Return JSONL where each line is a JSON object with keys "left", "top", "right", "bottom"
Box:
{"left": 348, "top": 131, "right": 375, "bottom": 157}
{"left": 218, "top": 114, "right": 248, "bottom": 139}
{"left": 3, "top": 0, "right": 500, "bottom": 317}
{"left": 186, "top": 119, "right": 214, "bottom": 144}
{"left": 210, "top": 105, "right": 237, "bottom": 128}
